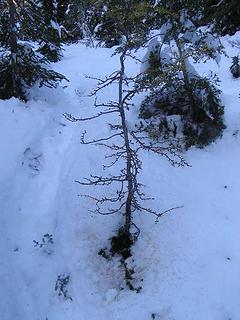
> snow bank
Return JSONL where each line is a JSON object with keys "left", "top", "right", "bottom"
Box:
{"left": 0, "top": 38, "right": 240, "bottom": 320}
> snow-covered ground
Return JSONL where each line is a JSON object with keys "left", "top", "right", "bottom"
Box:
{"left": 0, "top": 35, "right": 240, "bottom": 320}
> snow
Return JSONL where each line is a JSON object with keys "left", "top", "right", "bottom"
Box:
{"left": 140, "top": 37, "right": 160, "bottom": 73}
{"left": 0, "top": 35, "right": 240, "bottom": 320}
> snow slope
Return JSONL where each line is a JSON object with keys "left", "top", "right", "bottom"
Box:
{"left": 0, "top": 35, "right": 240, "bottom": 320}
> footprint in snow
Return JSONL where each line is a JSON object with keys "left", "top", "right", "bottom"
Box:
{"left": 22, "top": 147, "right": 44, "bottom": 175}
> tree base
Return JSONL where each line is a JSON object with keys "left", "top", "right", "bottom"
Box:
{"left": 98, "top": 226, "right": 142, "bottom": 292}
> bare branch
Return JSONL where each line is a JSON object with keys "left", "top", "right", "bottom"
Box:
{"left": 63, "top": 109, "right": 118, "bottom": 122}
{"left": 81, "top": 131, "right": 123, "bottom": 145}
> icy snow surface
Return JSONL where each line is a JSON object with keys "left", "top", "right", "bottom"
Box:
{"left": 0, "top": 35, "right": 240, "bottom": 320}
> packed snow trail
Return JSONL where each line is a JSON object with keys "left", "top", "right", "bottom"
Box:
{"left": 0, "top": 36, "right": 240, "bottom": 320}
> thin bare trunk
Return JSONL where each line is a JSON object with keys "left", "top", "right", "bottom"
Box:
{"left": 118, "top": 48, "right": 133, "bottom": 235}
{"left": 174, "top": 34, "right": 197, "bottom": 118}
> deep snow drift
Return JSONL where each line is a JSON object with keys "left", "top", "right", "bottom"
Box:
{"left": 0, "top": 35, "right": 240, "bottom": 320}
